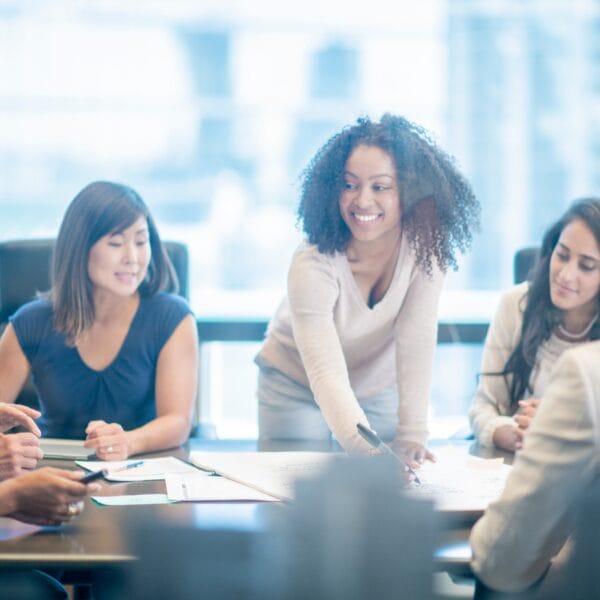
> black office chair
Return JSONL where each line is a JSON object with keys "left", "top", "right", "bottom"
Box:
{"left": 513, "top": 247, "right": 540, "bottom": 284}
{"left": 0, "top": 238, "right": 190, "bottom": 409}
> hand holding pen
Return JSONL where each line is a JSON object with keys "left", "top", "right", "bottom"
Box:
{"left": 357, "top": 423, "right": 423, "bottom": 484}
{"left": 391, "top": 439, "right": 436, "bottom": 469}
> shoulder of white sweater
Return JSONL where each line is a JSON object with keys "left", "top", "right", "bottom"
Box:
{"left": 495, "top": 282, "right": 530, "bottom": 318}
{"left": 290, "top": 242, "right": 339, "bottom": 269}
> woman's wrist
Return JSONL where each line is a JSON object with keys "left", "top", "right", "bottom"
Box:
{"left": 123, "top": 430, "right": 140, "bottom": 458}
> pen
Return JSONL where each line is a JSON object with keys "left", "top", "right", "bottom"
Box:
{"left": 356, "top": 423, "right": 421, "bottom": 485}
{"left": 80, "top": 460, "right": 145, "bottom": 484}
{"left": 114, "top": 460, "right": 145, "bottom": 472}
{"left": 80, "top": 468, "right": 107, "bottom": 484}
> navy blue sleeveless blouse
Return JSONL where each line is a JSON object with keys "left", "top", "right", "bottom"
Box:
{"left": 10, "top": 293, "right": 192, "bottom": 439}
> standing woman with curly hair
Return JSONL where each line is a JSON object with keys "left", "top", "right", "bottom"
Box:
{"left": 469, "top": 197, "right": 600, "bottom": 452}
{"left": 256, "top": 114, "right": 479, "bottom": 461}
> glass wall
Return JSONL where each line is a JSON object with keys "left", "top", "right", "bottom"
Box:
{"left": 1, "top": 0, "right": 598, "bottom": 437}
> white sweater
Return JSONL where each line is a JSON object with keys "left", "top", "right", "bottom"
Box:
{"left": 469, "top": 283, "right": 580, "bottom": 447}
{"left": 471, "top": 342, "right": 600, "bottom": 592}
{"left": 258, "top": 238, "right": 443, "bottom": 453}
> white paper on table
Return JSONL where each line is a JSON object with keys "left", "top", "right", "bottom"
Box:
{"left": 76, "top": 456, "right": 201, "bottom": 481}
{"left": 92, "top": 494, "right": 175, "bottom": 506}
{"left": 189, "top": 451, "right": 337, "bottom": 501}
{"left": 166, "top": 472, "right": 280, "bottom": 502}
{"left": 406, "top": 447, "right": 511, "bottom": 512}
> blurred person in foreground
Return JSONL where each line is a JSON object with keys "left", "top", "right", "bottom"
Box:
{"left": 471, "top": 340, "right": 600, "bottom": 597}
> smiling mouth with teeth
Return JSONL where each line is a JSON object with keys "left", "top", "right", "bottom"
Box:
{"left": 353, "top": 213, "right": 380, "bottom": 222}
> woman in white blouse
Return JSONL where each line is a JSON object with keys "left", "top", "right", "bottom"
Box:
{"left": 469, "top": 197, "right": 600, "bottom": 452}
{"left": 256, "top": 114, "right": 479, "bottom": 463}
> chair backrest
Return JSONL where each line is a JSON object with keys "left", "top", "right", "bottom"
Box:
{"left": 164, "top": 240, "right": 189, "bottom": 300}
{"left": 513, "top": 246, "right": 540, "bottom": 284}
{"left": 0, "top": 238, "right": 55, "bottom": 323}
{"left": 0, "top": 238, "right": 189, "bottom": 323}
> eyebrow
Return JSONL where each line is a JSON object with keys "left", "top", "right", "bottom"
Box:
{"left": 557, "top": 242, "right": 600, "bottom": 263}
{"left": 344, "top": 170, "right": 395, "bottom": 180}
{"left": 110, "top": 226, "right": 149, "bottom": 236}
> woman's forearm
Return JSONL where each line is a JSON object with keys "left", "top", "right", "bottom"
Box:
{"left": 125, "top": 413, "right": 192, "bottom": 456}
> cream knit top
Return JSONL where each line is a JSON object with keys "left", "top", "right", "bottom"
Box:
{"left": 258, "top": 236, "right": 443, "bottom": 453}
{"left": 469, "top": 282, "right": 583, "bottom": 447}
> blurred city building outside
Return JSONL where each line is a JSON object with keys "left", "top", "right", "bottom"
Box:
{"left": 0, "top": 0, "right": 598, "bottom": 437}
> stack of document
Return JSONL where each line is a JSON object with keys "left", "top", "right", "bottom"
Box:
{"left": 76, "top": 449, "right": 511, "bottom": 511}
{"left": 165, "top": 472, "right": 279, "bottom": 502}
{"left": 406, "top": 448, "right": 512, "bottom": 514}
{"left": 77, "top": 455, "right": 282, "bottom": 502}
{"left": 188, "top": 448, "right": 511, "bottom": 514}
{"left": 189, "top": 451, "right": 337, "bottom": 501}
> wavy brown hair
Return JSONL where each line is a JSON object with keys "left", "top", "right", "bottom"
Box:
{"left": 500, "top": 197, "right": 600, "bottom": 409}
{"left": 50, "top": 181, "right": 177, "bottom": 341}
{"left": 297, "top": 114, "right": 480, "bottom": 274}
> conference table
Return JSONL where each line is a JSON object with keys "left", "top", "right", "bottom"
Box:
{"left": 0, "top": 437, "right": 509, "bottom": 586}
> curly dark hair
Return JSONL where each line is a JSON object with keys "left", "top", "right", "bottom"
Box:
{"left": 297, "top": 114, "right": 480, "bottom": 274}
{"left": 500, "top": 197, "right": 600, "bottom": 409}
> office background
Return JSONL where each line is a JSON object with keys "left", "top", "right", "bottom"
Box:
{"left": 0, "top": 0, "right": 598, "bottom": 437}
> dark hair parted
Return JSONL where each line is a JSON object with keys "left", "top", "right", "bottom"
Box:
{"left": 297, "top": 114, "right": 480, "bottom": 274}
{"left": 50, "top": 181, "right": 177, "bottom": 341}
{"left": 502, "top": 197, "right": 600, "bottom": 409}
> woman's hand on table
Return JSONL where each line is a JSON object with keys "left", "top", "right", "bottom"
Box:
{"left": 493, "top": 424, "right": 524, "bottom": 452}
{"left": 84, "top": 420, "right": 130, "bottom": 460}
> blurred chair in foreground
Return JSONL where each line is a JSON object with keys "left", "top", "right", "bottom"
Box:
{"left": 263, "top": 455, "right": 435, "bottom": 599}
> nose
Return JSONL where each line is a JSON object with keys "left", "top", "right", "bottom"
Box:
{"left": 122, "top": 242, "right": 138, "bottom": 264}
{"left": 355, "top": 186, "right": 374, "bottom": 208}
{"left": 557, "top": 259, "right": 577, "bottom": 283}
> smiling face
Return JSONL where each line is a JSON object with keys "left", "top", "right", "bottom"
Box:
{"left": 87, "top": 215, "right": 151, "bottom": 298}
{"left": 549, "top": 218, "right": 600, "bottom": 319}
{"left": 339, "top": 144, "right": 401, "bottom": 247}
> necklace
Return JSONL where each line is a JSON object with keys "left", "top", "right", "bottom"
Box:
{"left": 557, "top": 313, "right": 599, "bottom": 341}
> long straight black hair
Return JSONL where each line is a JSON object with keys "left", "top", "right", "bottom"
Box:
{"left": 50, "top": 181, "right": 177, "bottom": 342}
{"left": 502, "top": 197, "right": 600, "bottom": 409}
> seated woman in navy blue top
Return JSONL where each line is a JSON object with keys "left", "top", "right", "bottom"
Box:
{"left": 0, "top": 181, "right": 198, "bottom": 460}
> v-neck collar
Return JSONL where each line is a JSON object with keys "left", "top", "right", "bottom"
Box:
{"left": 74, "top": 297, "right": 143, "bottom": 374}
{"left": 341, "top": 235, "right": 405, "bottom": 313}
